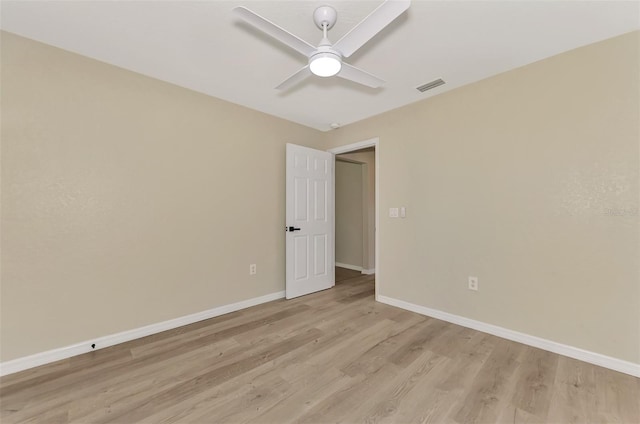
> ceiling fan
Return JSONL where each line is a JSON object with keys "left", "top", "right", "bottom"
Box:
{"left": 233, "top": 0, "right": 411, "bottom": 90}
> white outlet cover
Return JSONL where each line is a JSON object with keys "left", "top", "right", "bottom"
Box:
{"left": 468, "top": 276, "right": 478, "bottom": 291}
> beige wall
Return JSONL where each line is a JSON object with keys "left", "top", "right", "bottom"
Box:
{"left": 0, "top": 32, "right": 324, "bottom": 361}
{"left": 339, "top": 151, "right": 376, "bottom": 271}
{"left": 325, "top": 31, "right": 640, "bottom": 364}
{"left": 335, "top": 160, "right": 363, "bottom": 268}
{"left": 2, "top": 29, "right": 638, "bottom": 366}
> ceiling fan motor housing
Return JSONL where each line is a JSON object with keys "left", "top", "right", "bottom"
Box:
{"left": 313, "top": 5, "right": 337, "bottom": 30}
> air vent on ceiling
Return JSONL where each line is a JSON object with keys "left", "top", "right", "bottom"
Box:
{"left": 416, "top": 78, "right": 445, "bottom": 93}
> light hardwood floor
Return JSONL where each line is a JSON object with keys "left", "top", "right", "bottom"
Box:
{"left": 1, "top": 269, "right": 638, "bottom": 423}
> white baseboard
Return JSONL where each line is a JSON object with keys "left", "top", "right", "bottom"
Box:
{"left": 361, "top": 268, "right": 375, "bottom": 275}
{"left": 0, "top": 290, "right": 285, "bottom": 377}
{"left": 335, "top": 262, "right": 362, "bottom": 272}
{"left": 377, "top": 295, "right": 640, "bottom": 378}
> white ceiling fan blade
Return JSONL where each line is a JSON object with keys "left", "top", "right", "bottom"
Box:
{"left": 337, "top": 63, "right": 385, "bottom": 88}
{"left": 276, "top": 66, "right": 312, "bottom": 90}
{"left": 333, "top": 0, "right": 410, "bottom": 58}
{"left": 234, "top": 7, "right": 316, "bottom": 57}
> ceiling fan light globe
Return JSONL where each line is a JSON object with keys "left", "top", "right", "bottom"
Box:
{"left": 309, "top": 54, "right": 342, "bottom": 77}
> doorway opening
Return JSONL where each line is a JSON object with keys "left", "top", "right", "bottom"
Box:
{"left": 329, "top": 138, "right": 379, "bottom": 299}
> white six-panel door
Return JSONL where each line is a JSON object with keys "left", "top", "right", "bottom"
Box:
{"left": 285, "top": 143, "right": 335, "bottom": 299}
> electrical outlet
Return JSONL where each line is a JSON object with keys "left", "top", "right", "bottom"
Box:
{"left": 468, "top": 276, "right": 478, "bottom": 291}
{"left": 249, "top": 264, "right": 257, "bottom": 275}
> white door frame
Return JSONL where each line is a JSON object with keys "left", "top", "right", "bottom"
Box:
{"left": 328, "top": 137, "right": 380, "bottom": 301}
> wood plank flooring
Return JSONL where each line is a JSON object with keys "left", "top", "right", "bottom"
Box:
{"left": 1, "top": 268, "right": 638, "bottom": 423}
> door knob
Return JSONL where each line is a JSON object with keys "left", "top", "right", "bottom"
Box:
{"left": 287, "top": 226, "right": 301, "bottom": 232}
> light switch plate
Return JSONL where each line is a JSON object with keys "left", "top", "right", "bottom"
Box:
{"left": 400, "top": 207, "right": 406, "bottom": 218}
{"left": 389, "top": 207, "right": 399, "bottom": 218}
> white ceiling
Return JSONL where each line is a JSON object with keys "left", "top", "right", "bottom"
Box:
{"left": 2, "top": 1, "right": 638, "bottom": 131}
